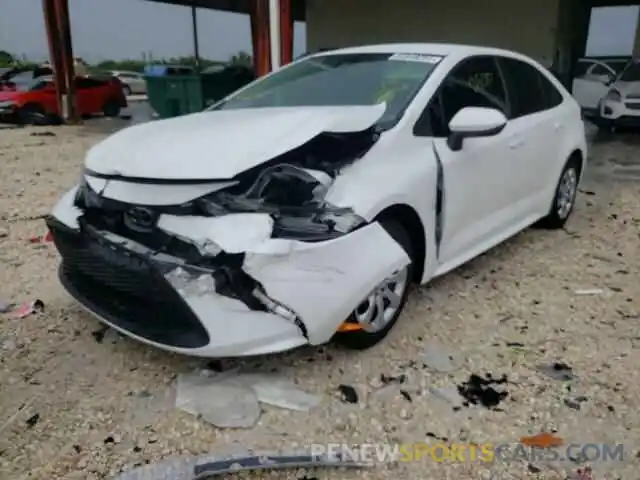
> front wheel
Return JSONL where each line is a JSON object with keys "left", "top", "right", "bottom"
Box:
{"left": 333, "top": 220, "right": 414, "bottom": 350}
{"left": 536, "top": 157, "right": 580, "bottom": 229}
{"left": 102, "top": 99, "right": 121, "bottom": 118}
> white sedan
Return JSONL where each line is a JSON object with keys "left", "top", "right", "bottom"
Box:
{"left": 47, "top": 43, "right": 587, "bottom": 357}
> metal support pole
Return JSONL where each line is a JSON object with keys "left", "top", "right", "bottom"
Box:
{"left": 42, "top": 0, "right": 64, "bottom": 117}
{"left": 54, "top": 0, "right": 78, "bottom": 122}
{"left": 268, "top": 0, "right": 281, "bottom": 70}
{"left": 279, "top": 0, "right": 294, "bottom": 66}
{"left": 191, "top": 6, "right": 201, "bottom": 71}
{"left": 250, "top": 0, "right": 271, "bottom": 76}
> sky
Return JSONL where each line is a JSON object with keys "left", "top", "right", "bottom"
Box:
{"left": 0, "top": 1, "right": 637, "bottom": 62}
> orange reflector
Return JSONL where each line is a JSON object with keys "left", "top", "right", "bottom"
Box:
{"left": 337, "top": 323, "right": 362, "bottom": 332}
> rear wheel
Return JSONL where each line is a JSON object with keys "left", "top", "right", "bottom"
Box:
{"left": 536, "top": 156, "right": 580, "bottom": 229}
{"left": 16, "top": 103, "right": 46, "bottom": 125}
{"left": 102, "top": 99, "right": 121, "bottom": 118}
{"left": 333, "top": 220, "right": 414, "bottom": 350}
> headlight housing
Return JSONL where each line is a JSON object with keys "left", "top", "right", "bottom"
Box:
{"left": 197, "top": 164, "right": 367, "bottom": 241}
{"left": 605, "top": 89, "right": 622, "bottom": 102}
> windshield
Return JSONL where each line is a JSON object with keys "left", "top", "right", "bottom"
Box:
{"left": 619, "top": 62, "right": 640, "bottom": 82}
{"left": 210, "top": 52, "right": 443, "bottom": 127}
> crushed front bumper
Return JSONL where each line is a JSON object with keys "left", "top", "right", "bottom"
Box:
{"left": 48, "top": 186, "right": 410, "bottom": 357}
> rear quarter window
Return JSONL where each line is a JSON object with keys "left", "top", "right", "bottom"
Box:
{"left": 498, "top": 57, "right": 562, "bottom": 118}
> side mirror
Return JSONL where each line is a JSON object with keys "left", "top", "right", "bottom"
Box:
{"left": 447, "top": 107, "right": 507, "bottom": 151}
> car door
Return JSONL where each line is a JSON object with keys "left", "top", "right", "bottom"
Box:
{"left": 497, "top": 56, "right": 565, "bottom": 216}
{"left": 414, "top": 55, "right": 518, "bottom": 265}
{"left": 572, "top": 60, "right": 615, "bottom": 110}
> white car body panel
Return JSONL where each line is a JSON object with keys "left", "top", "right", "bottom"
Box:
{"left": 49, "top": 43, "right": 587, "bottom": 357}
{"left": 85, "top": 104, "right": 386, "bottom": 180}
{"left": 571, "top": 59, "right": 616, "bottom": 111}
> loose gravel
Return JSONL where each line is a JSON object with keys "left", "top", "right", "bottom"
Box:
{"left": 0, "top": 124, "right": 639, "bottom": 479}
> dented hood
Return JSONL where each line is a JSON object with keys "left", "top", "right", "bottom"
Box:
{"left": 85, "top": 104, "right": 385, "bottom": 180}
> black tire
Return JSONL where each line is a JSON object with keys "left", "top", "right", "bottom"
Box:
{"left": 102, "top": 99, "right": 121, "bottom": 118}
{"left": 16, "top": 103, "right": 46, "bottom": 125}
{"left": 333, "top": 220, "right": 414, "bottom": 350}
{"left": 536, "top": 156, "right": 581, "bottom": 230}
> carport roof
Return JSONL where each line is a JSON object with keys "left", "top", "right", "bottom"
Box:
{"left": 144, "top": 0, "right": 306, "bottom": 21}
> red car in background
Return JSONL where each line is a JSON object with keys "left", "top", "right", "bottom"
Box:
{"left": 0, "top": 73, "right": 127, "bottom": 124}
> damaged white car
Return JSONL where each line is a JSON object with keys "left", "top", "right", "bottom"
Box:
{"left": 47, "top": 44, "right": 587, "bottom": 357}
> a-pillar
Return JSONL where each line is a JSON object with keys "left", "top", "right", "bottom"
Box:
{"left": 633, "top": 7, "right": 640, "bottom": 57}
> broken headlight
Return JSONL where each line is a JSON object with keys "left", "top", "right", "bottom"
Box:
{"left": 198, "top": 163, "right": 367, "bottom": 241}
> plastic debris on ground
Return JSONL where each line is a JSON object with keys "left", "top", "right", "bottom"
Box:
{"left": 12, "top": 299, "right": 44, "bottom": 319}
{"left": 0, "top": 299, "right": 14, "bottom": 314}
{"left": 28, "top": 231, "right": 53, "bottom": 244}
{"left": 115, "top": 448, "right": 372, "bottom": 480}
{"left": 574, "top": 288, "right": 604, "bottom": 295}
{"left": 536, "top": 362, "right": 575, "bottom": 381}
{"left": 457, "top": 373, "right": 509, "bottom": 409}
{"left": 175, "top": 370, "right": 322, "bottom": 428}
{"left": 422, "top": 341, "right": 459, "bottom": 372}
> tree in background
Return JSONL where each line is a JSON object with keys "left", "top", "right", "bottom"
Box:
{"left": 228, "top": 50, "right": 253, "bottom": 68}
{"left": 0, "top": 51, "right": 14, "bottom": 67}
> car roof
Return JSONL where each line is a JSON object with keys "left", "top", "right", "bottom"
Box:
{"left": 313, "top": 43, "right": 537, "bottom": 63}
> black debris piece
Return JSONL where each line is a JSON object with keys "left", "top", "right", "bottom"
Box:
{"left": 338, "top": 384, "right": 358, "bottom": 404}
{"left": 400, "top": 390, "right": 412, "bottom": 402}
{"left": 91, "top": 327, "right": 108, "bottom": 343}
{"left": 104, "top": 436, "right": 115, "bottom": 444}
{"left": 25, "top": 413, "right": 40, "bottom": 428}
{"left": 73, "top": 445, "right": 82, "bottom": 453}
{"left": 456, "top": 374, "right": 508, "bottom": 409}
{"left": 537, "top": 362, "right": 574, "bottom": 381}
{"left": 506, "top": 342, "right": 525, "bottom": 348}
{"left": 426, "top": 432, "right": 449, "bottom": 442}
{"left": 380, "top": 373, "right": 407, "bottom": 385}
{"left": 579, "top": 189, "right": 595, "bottom": 196}
{"left": 30, "top": 131, "right": 56, "bottom": 137}
{"left": 528, "top": 464, "right": 542, "bottom": 473}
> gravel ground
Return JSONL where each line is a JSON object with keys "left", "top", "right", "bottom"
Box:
{"left": 0, "top": 124, "right": 639, "bottom": 480}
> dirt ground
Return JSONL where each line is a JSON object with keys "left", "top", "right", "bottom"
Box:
{"left": 0, "top": 124, "right": 639, "bottom": 480}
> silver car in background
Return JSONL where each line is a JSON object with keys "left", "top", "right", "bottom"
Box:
{"left": 109, "top": 70, "right": 147, "bottom": 96}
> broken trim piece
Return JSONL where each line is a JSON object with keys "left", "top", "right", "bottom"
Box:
{"left": 114, "top": 449, "right": 373, "bottom": 480}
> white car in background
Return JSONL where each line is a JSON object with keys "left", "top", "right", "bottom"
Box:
{"left": 597, "top": 60, "right": 640, "bottom": 130}
{"left": 109, "top": 70, "right": 147, "bottom": 96}
{"left": 572, "top": 58, "right": 630, "bottom": 118}
{"left": 47, "top": 43, "right": 587, "bottom": 358}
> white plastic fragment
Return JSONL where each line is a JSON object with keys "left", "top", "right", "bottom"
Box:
{"left": 422, "top": 341, "right": 459, "bottom": 373}
{"left": 175, "top": 370, "right": 322, "bottom": 428}
{"left": 574, "top": 288, "right": 604, "bottom": 295}
{"left": 175, "top": 372, "right": 261, "bottom": 428}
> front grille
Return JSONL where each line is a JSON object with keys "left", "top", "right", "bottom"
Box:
{"left": 625, "top": 102, "right": 640, "bottom": 110}
{"left": 47, "top": 217, "right": 210, "bottom": 349}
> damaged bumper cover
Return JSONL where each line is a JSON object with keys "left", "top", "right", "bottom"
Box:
{"left": 48, "top": 184, "right": 409, "bottom": 357}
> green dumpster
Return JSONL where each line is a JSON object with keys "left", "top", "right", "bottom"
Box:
{"left": 145, "top": 65, "right": 255, "bottom": 119}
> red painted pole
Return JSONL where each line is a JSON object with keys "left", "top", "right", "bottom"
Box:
{"left": 42, "top": 0, "right": 64, "bottom": 117}
{"left": 250, "top": 0, "right": 271, "bottom": 76}
{"left": 279, "top": 0, "right": 293, "bottom": 65}
{"left": 54, "top": 0, "right": 79, "bottom": 122}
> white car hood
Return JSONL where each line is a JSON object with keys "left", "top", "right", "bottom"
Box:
{"left": 614, "top": 80, "right": 640, "bottom": 97}
{"left": 85, "top": 104, "right": 386, "bottom": 180}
